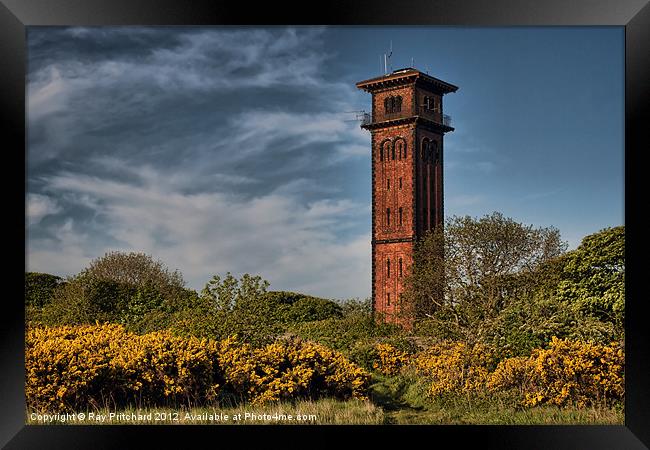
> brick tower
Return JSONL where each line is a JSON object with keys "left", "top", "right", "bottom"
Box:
{"left": 356, "top": 68, "right": 458, "bottom": 325}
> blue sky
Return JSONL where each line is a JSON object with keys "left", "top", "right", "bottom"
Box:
{"left": 26, "top": 26, "right": 624, "bottom": 299}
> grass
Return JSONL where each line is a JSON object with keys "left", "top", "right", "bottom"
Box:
{"left": 369, "top": 373, "right": 624, "bottom": 425}
{"left": 26, "top": 384, "right": 624, "bottom": 426}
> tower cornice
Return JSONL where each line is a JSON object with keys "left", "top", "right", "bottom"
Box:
{"left": 356, "top": 68, "right": 458, "bottom": 95}
{"left": 361, "top": 115, "right": 454, "bottom": 133}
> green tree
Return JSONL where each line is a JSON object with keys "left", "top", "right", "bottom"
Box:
{"left": 25, "top": 272, "right": 63, "bottom": 308}
{"left": 173, "top": 273, "right": 277, "bottom": 345}
{"left": 404, "top": 212, "right": 567, "bottom": 344}
{"left": 40, "top": 252, "right": 192, "bottom": 332}
{"left": 555, "top": 226, "right": 625, "bottom": 333}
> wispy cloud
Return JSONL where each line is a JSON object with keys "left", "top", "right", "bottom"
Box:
{"left": 30, "top": 168, "right": 370, "bottom": 298}
{"left": 26, "top": 27, "right": 372, "bottom": 298}
{"left": 26, "top": 193, "right": 62, "bottom": 226}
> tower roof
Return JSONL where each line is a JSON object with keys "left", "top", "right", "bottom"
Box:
{"left": 356, "top": 68, "right": 458, "bottom": 94}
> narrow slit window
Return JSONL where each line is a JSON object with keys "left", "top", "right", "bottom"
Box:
{"left": 399, "top": 258, "right": 403, "bottom": 278}
{"left": 399, "top": 207, "right": 403, "bottom": 226}
{"left": 399, "top": 178, "right": 402, "bottom": 190}
{"left": 387, "top": 178, "right": 390, "bottom": 190}
{"left": 387, "top": 259, "right": 391, "bottom": 278}
{"left": 386, "top": 208, "right": 391, "bottom": 227}
{"left": 387, "top": 293, "right": 391, "bottom": 306}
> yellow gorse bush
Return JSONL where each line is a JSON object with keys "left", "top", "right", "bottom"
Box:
{"left": 372, "top": 343, "right": 410, "bottom": 376}
{"left": 217, "top": 337, "right": 369, "bottom": 405}
{"left": 411, "top": 341, "right": 496, "bottom": 396}
{"left": 26, "top": 324, "right": 370, "bottom": 413}
{"left": 488, "top": 337, "right": 624, "bottom": 408}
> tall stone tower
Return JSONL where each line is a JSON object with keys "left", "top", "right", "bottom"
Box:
{"left": 356, "top": 68, "right": 458, "bottom": 325}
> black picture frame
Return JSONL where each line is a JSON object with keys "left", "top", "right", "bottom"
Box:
{"left": 3, "top": 0, "right": 648, "bottom": 448}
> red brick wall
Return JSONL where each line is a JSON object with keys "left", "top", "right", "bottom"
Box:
{"left": 372, "top": 85, "right": 415, "bottom": 122}
{"left": 415, "top": 86, "right": 443, "bottom": 124}
{"left": 415, "top": 128, "right": 444, "bottom": 236}
{"left": 372, "top": 123, "right": 416, "bottom": 241}
{"left": 373, "top": 241, "right": 412, "bottom": 321}
{"left": 366, "top": 80, "right": 448, "bottom": 326}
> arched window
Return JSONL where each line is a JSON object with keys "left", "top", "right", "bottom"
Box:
{"left": 421, "top": 139, "right": 429, "bottom": 161}
{"left": 394, "top": 139, "right": 407, "bottom": 160}
{"left": 392, "top": 144, "right": 396, "bottom": 160}
{"left": 381, "top": 141, "right": 391, "bottom": 162}
{"left": 432, "top": 141, "right": 439, "bottom": 163}
{"left": 385, "top": 96, "right": 403, "bottom": 114}
{"left": 387, "top": 259, "right": 391, "bottom": 278}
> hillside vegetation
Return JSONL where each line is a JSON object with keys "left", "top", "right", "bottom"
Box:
{"left": 25, "top": 213, "right": 625, "bottom": 424}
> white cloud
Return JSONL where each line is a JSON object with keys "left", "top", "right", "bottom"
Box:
{"left": 26, "top": 193, "right": 62, "bottom": 225}
{"left": 29, "top": 168, "right": 371, "bottom": 299}
{"left": 26, "top": 27, "right": 373, "bottom": 299}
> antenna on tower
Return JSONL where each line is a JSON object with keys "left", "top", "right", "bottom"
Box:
{"left": 383, "top": 41, "right": 393, "bottom": 75}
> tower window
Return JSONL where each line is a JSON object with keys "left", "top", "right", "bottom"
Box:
{"left": 387, "top": 179, "right": 390, "bottom": 190}
{"left": 385, "top": 95, "right": 403, "bottom": 114}
{"left": 386, "top": 208, "right": 391, "bottom": 227}
{"left": 387, "top": 259, "right": 391, "bottom": 278}
{"left": 381, "top": 141, "right": 391, "bottom": 162}
{"left": 399, "top": 258, "right": 403, "bottom": 278}
{"left": 392, "top": 145, "right": 396, "bottom": 160}
{"left": 399, "top": 178, "right": 402, "bottom": 190}
{"left": 422, "top": 139, "right": 429, "bottom": 161}
{"left": 387, "top": 293, "right": 391, "bottom": 306}
{"left": 399, "top": 207, "right": 403, "bottom": 226}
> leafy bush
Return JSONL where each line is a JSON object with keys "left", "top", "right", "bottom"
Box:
{"left": 25, "top": 272, "right": 63, "bottom": 308}
{"left": 555, "top": 226, "right": 625, "bottom": 333}
{"left": 373, "top": 343, "right": 411, "bottom": 375}
{"left": 218, "top": 337, "right": 369, "bottom": 405}
{"left": 412, "top": 341, "right": 497, "bottom": 397}
{"left": 26, "top": 324, "right": 370, "bottom": 413}
{"left": 488, "top": 337, "right": 624, "bottom": 408}
{"left": 38, "top": 253, "right": 197, "bottom": 333}
{"left": 289, "top": 298, "right": 401, "bottom": 353}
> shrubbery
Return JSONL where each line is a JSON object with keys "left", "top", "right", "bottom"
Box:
{"left": 370, "top": 338, "right": 624, "bottom": 409}
{"left": 26, "top": 324, "right": 370, "bottom": 413}
{"left": 412, "top": 341, "right": 497, "bottom": 396}
{"left": 488, "top": 337, "right": 624, "bottom": 408}
{"left": 25, "top": 272, "right": 62, "bottom": 308}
